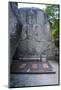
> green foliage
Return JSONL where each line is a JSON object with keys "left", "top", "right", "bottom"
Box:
{"left": 44, "top": 5, "right": 59, "bottom": 41}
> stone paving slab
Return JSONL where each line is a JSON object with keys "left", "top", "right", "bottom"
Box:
{"left": 10, "top": 60, "right": 59, "bottom": 88}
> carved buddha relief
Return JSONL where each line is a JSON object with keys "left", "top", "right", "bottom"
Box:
{"left": 16, "top": 8, "right": 51, "bottom": 58}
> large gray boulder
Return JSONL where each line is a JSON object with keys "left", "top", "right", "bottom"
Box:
{"left": 15, "top": 7, "right": 52, "bottom": 59}
{"left": 9, "top": 2, "right": 52, "bottom": 61}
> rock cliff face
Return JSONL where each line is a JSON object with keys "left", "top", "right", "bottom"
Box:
{"left": 9, "top": 3, "right": 22, "bottom": 61}
{"left": 9, "top": 3, "right": 52, "bottom": 60}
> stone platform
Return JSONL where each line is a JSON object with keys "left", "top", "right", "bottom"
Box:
{"left": 10, "top": 60, "right": 55, "bottom": 74}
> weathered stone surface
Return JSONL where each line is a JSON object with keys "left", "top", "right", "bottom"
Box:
{"left": 9, "top": 2, "right": 52, "bottom": 60}
{"left": 16, "top": 7, "right": 52, "bottom": 58}
{"left": 9, "top": 3, "right": 22, "bottom": 63}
